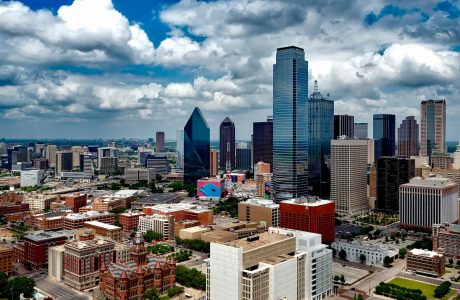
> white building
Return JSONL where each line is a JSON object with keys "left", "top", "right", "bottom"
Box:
{"left": 20, "top": 169, "right": 45, "bottom": 187}
{"left": 206, "top": 227, "right": 333, "bottom": 300}
{"left": 23, "top": 193, "right": 55, "bottom": 212}
{"left": 331, "top": 139, "right": 369, "bottom": 216}
{"left": 331, "top": 240, "right": 398, "bottom": 267}
{"left": 137, "top": 214, "right": 175, "bottom": 240}
{"left": 400, "top": 176, "right": 458, "bottom": 230}
{"left": 48, "top": 245, "right": 65, "bottom": 282}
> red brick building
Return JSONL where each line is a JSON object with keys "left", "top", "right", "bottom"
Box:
{"left": 63, "top": 211, "right": 114, "bottom": 230}
{"left": 33, "top": 212, "right": 67, "bottom": 231}
{"left": 0, "top": 246, "right": 13, "bottom": 275}
{"left": 119, "top": 211, "right": 145, "bottom": 231}
{"left": 63, "top": 193, "right": 87, "bottom": 213}
{"left": 0, "top": 202, "right": 29, "bottom": 216}
{"left": 100, "top": 232, "right": 176, "bottom": 300}
{"left": 279, "top": 197, "right": 335, "bottom": 243}
{"left": 14, "top": 231, "right": 69, "bottom": 269}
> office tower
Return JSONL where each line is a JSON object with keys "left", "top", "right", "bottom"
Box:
{"left": 7, "top": 146, "right": 28, "bottom": 170}
{"left": 210, "top": 150, "right": 218, "bottom": 177}
{"left": 176, "top": 129, "right": 184, "bottom": 170}
{"left": 334, "top": 114, "right": 354, "bottom": 139}
{"left": 252, "top": 117, "right": 273, "bottom": 172}
{"left": 420, "top": 99, "right": 446, "bottom": 156}
{"left": 272, "top": 46, "right": 309, "bottom": 202}
{"left": 398, "top": 116, "right": 419, "bottom": 157}
{"left": 376, "top": 157, "right": 415, "bottom": 213}
{"left": 98, "top": 147, "right": 119, "bottom": 168}
{"left": 145, "top": 155, "right": 170, "bottom": 175}
{"left": 156, "top": 131, "right": 165, "bottom": 152}
{"left": 55, "top": 151, "right": 73, "bottom": 174}
{"left": 400, "top": 177, "right": 458, "bottom": 230}
{"left": 331, "top": 139, "right": 368, "bottom": 216}
{"left": 71, "top": 146, "right": 87, "bottom": 169}
{"left": 373, "top": 114, "right": 395, "bottom": 161}
{"left": 219, "top": 117, "right": 236, "bottom": 171}
{"left": 0, "top": 142, "right": 7, "bottom": 156}
{"left": 238, "top": 199, "right": 279, "bottom": 228}
{"left": 431, "top": 153, "right": 451, "bottom": 169}
{"left": 183, "top": 107, "right": 210, "bottom": 184}
{"left": 79, "top": 153, "right": 94, "bottom": 174}
{"left": 308, "top": 80, "right": 334, "bottom": 198}
{"left": 432, "top": 224, "right": 460, "bottom": 260}
{"left": 354, "top": 122, "right": 368, "bottom": 139}
{"left": 207, "top": 227, "right": 333, "bottom": 300}
{"left": 45, "top": 145, "right": 57, "bottom": 168}
{"left": 99, "top": 157, "right": 118, "bottom": 175}
{"left": 235, "top": 142, "right": 251, "bottom": 170}
{"left": 279, "top": 197, "right": 335, "bottom": 243}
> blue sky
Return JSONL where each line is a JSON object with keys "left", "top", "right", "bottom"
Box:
{"left": 0, "top": 0, "right": 459, "bottom": 140}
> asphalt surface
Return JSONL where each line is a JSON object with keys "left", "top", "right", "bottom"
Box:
{"left": 351, "top": 259, "right": 406, "bottom": 294}
{"left": 36, "top": 278, "right": 90, "bottom": 300}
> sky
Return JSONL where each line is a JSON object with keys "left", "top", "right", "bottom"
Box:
{"left": 0, "top": 0, "right": 459, "bottom": 140}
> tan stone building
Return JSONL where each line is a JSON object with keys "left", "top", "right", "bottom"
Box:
{"left": 238, "top": 198, "right": 279, "bottom": 228}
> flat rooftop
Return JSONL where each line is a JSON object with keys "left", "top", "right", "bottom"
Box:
{"left": 85, "top": 220, "right": 120, "bottom": 230}
{"left": 281, "top": 197, "right": 333, "bottom": 207}
{"left": 410, "top": 248, "right": 441, "bottom": 258}
{"left": 24, "top": 231, "right": 68, "bottom": 242}
{"left": 242, "top": 198, "right": 279, "bottom": 208}
{"left": 223, "top": 232, "right": 291, "bottom": 252}
{"left": 65, "top": 211, "right": 112, "bottom": 220}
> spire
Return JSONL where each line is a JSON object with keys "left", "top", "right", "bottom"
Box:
{"left": 314, "top": 80, "right": 318, "bottom": 93}
{"left": 120, "top": 270, "right": 128, "bottom": 279}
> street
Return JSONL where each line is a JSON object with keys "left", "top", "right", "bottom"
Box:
{"left": 351, "top": 259, "right": 406, "bottom": 294}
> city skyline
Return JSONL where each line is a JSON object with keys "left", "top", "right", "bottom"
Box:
{"left": 0, "top": 0, "right": 459, "bottom": 140}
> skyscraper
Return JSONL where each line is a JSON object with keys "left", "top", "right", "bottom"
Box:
{"left": 252, "top": 116, "right": 273, "bottom": 171}
{"left": 373, "top": 114, "right": 395, "bottom": 161}
{"left": 334, "top": 115, "right": 354, "bottom": 139}
{"left": 376, "top": 157, "right": 415, "bottom": 213}
{"left": 210, "top": 150, "right": 218, "bottom": 177}
{"left": 398, "top": 116, "right": 419, "bottom": 157}
{"left": 176, "top": 129, "right": 184, "bottom": 170}
{"left": 354, "top": 123, "right": 368, "bottom": 139}
{"left": 273, "top": 46, "right": 309, "bottom": 202}
{"left": 420, "top": 99, "right": 446, "bottom": 156}
{"left": 219, "top": 117, "right": 235, "bottom": 171}
{"left": 235, "top": 143, "right": 251, "bottom": 170}
{"left": 55, "top": 151, "right": 73, "bottom": 174}
{"left": 183, "top": 107, "right": 210, "bottom": 184}
{"left": 156, "top": 131, "right": 165, "bottom": 152}
{"left": 331, "top": 139, "right": 368, "bottom": 216}
{"left": 308, "top": 80, "right": 334, "bottom": 198}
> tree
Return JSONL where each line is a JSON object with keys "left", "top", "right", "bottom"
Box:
{"left": 340, "top": 274, "right": 345, "bottom": 285}
{"left": 143, "top": 230, "right": 163, "bottom": 242}
{"left": 0, "top": 272, "right": 8, "bottom": 296}
{"left": 176, "top": 265, "right": 206, "bottom": 290}
{"left": 383, "top": 256, "right": 392, "bottom": 267}
{"left": 333, "top": 275, "right": 340, "bottom": 282}
{"left": 448, "top": 258, "right": 454, "bottom": 265}
{"left": 434, "top": 281, "right": 451, "bottom": 298}
{"left": 332, "top": 248, "right": 337, "bottom": 258}
{"left": 359, "top": 254, "right": 366, "bottom": 264}
{"left": 399, "top": 248, "right": 408, "bottom": 259}
{"left": 110, "top": 182, "right": 121, "bottom": 190}
{"left": 7, "top": 276, "right": 35, "bottom": 300}
{"left": 167, "top": 286, "right": 184, "bottom": 297}
{"left": 143, "top": 287, "right": 160, "bottom": 300}
{"left": 356, "top": 294, "right": 363, "bottom": 300}
{"left": 338, "top": 249, "right": 347, "bottom": 260}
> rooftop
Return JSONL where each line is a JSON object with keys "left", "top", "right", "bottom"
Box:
{"left": 280, "top": 196, "right": 333, "bottom": 207}
{"left": 150, "top": 203, "right": 196, "bottom": 213}
{"left": 410, "top": 248, "right": 442, "bottom": 258}
{"left": 120, "top": 210, "right": 145, "bottom": 217}
{"left": 404, "top": 176, "right": 457, "bottom": 188}
{"left": 65, "top": 211, "right": 112, "bottom": 220}
{"left": 24, "top": 231, "right": 68, "bottom": 242}
{"left": 222, "top": 232, "right": 291, "bottom": 252}
{"left": 66, "top": 238, "right": 114, "bottom": 250}
{"left": 242, "top": 198, "right": 279, "bottom": 208}
{"left": 85, "top": 220, "right": 120, "bottom": 230}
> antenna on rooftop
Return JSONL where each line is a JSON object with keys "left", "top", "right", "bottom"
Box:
{"left": 314, "top": 80, "right": 318, "bottom": 93}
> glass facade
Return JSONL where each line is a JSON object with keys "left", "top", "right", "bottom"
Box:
{"left": 183, "top": 107, "right": 210, "bottom": 185}
{"left": 252, "top": 117, "right": 273, "bottom": 172}
{"left": 219, "top": 117, "right": 236, "bottom": 170}
{"left": 308, "top": 83, "right": 334, "bottom": 198}
{"left": 398, "top": 116, "right": 419, "bottom": 157}
{"left": 273, "top": 46, "right": 309, "bottom": 202}
{"left": 373, "top": 114, "right": 395, "bottom": 161}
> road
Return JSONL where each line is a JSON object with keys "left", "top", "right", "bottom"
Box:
{"left": 35, "top": 277, "right": 90, "bottom": 300}
{"left": 352, "top": 259, "right": 406, "bottom": 294}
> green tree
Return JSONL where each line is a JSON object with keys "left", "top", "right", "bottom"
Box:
{"left": 333, "top": 275, "right": 340, "bottom": 282}
{"left": 356, "top": 294, "right": 363, "bottom": 300}
{"left": 175, "top": 265, "right": 206, "bottom": 290}
{"left": 338, "top": 249, "right": 347, "bottom": 260}
{"left": 167, "top": 286, "right": 184, "bottom": 297}
{"left": 7, "top": 276, "right": 35, "bottom": 300}
{"left": 143, "top": 287, "right": 160, "bottom": 300}
{"left": 359, "top": 254, "right": 366, "bottom": 264}
{"left": 0, "top": 272, "right": 8, "bottom": 296}
{"left": 110, "top": 182, "right": 121, "bottom": 190}
{"left": 399, "top": 248, "right": 408, "bottom": 259}
{"left": 434, "top": 281, "right": 451, "bottom": 298}
{"left": 448, "top": 258, "right": 454, "bottom": 265}
{"left": 383, "top": 256, "right": 392, "bottom": 267}
{"left": 143, "top": 230, "right": 163, "bottom": 242}
{"left": 340, "top": 274, "right": 345, "bottom": 285}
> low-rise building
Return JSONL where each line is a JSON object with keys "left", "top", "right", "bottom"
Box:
{"left": 138, "top": 214, "right": 175, "bottom": 240}
{"left": 0, "top": 246, "right": 13, "bottom": 275}
{"left": 114, "top": 242, "right": 130, "bottom": 263}
{"left": 433, "top": 223, "right": 460, "bottom": 259}
{"left": 119, "top": 210, "right": 145, "bottom": 231}
{"left": 20, "top": 169, "right": 45, "bottom": 187}
{"left": 131, "top": 193, "right": 181, "bottom": 209}
{"left": 48, "top": 245, "right": 65, "bottom": 282}
{"left": 63, "top": 211, "right": 114, "bottom": 230}
{"left": 23, "top": 194, "right": 56, "bottom": 212}
{"left": 406, "top": 249, "right": 445, "bottom": 277}
{"left": 124, "top": 168, "right": 156, "bottom": 184}
{"left": 179, "top": 225, "right": 212, "bottom": 240}
{"left": 33, "top": 212, "right": 66, "bottom": 231}
{"left": 62, "top": 193, "right": 87, "bottom": 213}
{"left": 0, "top": 202, "right": 29, "bottom": 216}
{"left": 331, "top": 239, "right": 398, "bottom": 267}
{"left": 84, "top": 221, "right": 122, "bottom": 241}
{"left": 238, "top": 198, "right": 279, "bottom": 228}
{"left": 92, "top": 197, "right": 124, "bottom": 212}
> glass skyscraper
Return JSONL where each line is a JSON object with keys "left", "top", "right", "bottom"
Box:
{"left": 219, "top": 117, "right": 235, "bottom": 171}
{"left": 273, "top": 46, "right": 309, "bottom": 202}
{"left": 308, "top": 80, "right": 334, "bottom": 198}
{"left": 176, "top": 129, "right": 184, "bottom": 170}
{"left": 373, "top": 114, "right": 395, "bottom": 161}
{"left": 420, "top": 99, "right": 446, "bottom": 156}
{"left": 183, "top": 107, "right": 210, "bottom": 185}
{"left": 252, "top": 116, "right": 273, "bottom": 172}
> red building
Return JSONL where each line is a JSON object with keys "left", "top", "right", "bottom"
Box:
{"left": 279, "top": 197, "right": 335, "bottom": 243}
{"left": 15, "top": 231, "right": 69, "bottom": 269}
{"left": 63, "top": 193, "right": 87, "bottom": 213}
{"left": 100, "top": 232, "right": 176, "bottom": 300}
{"left": 0, "top": 202, "right": 29, "bottom": 216}
{"left": 63, "top": 211, "right": 114, "bottom": 230}
{"left": 119, "top": 211, "right": 145, "bottom": 231}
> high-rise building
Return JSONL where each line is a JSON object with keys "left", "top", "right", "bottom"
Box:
{"left": 433, "top": 223, "right": 460, "bottom": 259}
{"left": 137, "top": 214, "right": 175, "bottom": 240}
{"left": 334, "top": 115, "right": 354, "bottom": 139}
{"left": 71, "top": 146, "right": 87, "bottom": 169}
{"left": 420, "top": 99, "right": 446, "bottom": 156}
{"left": 331, "top": 139, "right": 368, "bottom": 216}
{"left": 376, "top": 157, "right": 415, "bottom": 213}
{"left": 373, "top": 114, "right": 395, "bottom": 161}
{"left": 398, "top": 116, "right": 419, "bottom": 157}
{"left": 272, "top": 46, "right": 308, "bottom": 202}
{"left": 238, "top": 199, "right": 279, "bottom": 228}
{"left": 145, "top": 155, "right": 170, "bottom": 175}
{"left": 400, "top": 177, "right": 458, "bottom": 230}
{"left": 279, "top": 197, "right": 335, "bottom": 243}
{"left": 235, "top": 143, "right": 251, "bottom": 170}
{"left": 45, "top": 145, "right": 57, "bottom": 168}
{"left": 354, "top": 123, "right": 368, "bottom": 139}
{"left": 308, "top": 80, "right": 334, "bottom": 198}
{"left": 252, "top": 116, "right": 273, "bottom": 172}
{"left": 55, "top": 151, "right": 73, "bottom": 174}
{"left": 210, "top": 150, "right": 218, "bottom": 177}
{"left": 219, "top": 117, "right": 235, "bottom": 171}
{"left": 156, "top": 131, "right": 165, "bottom": 152}
{"left": 184, "top": 107, "right": 210, "bottom": 184}
{"left": 207, "top": 227, "right": 333, "bottom": 300}
{"left": 98, "top": 147, "right": 119, "bottom": 175}
{"left": 176, "top": 129, "right": 184, "bottom": 170}
{"left": 79, "top": 153, "right": 94, "bottom": 174}
{"left": 7, "top": 146, "right": 28, "bottom": 170}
